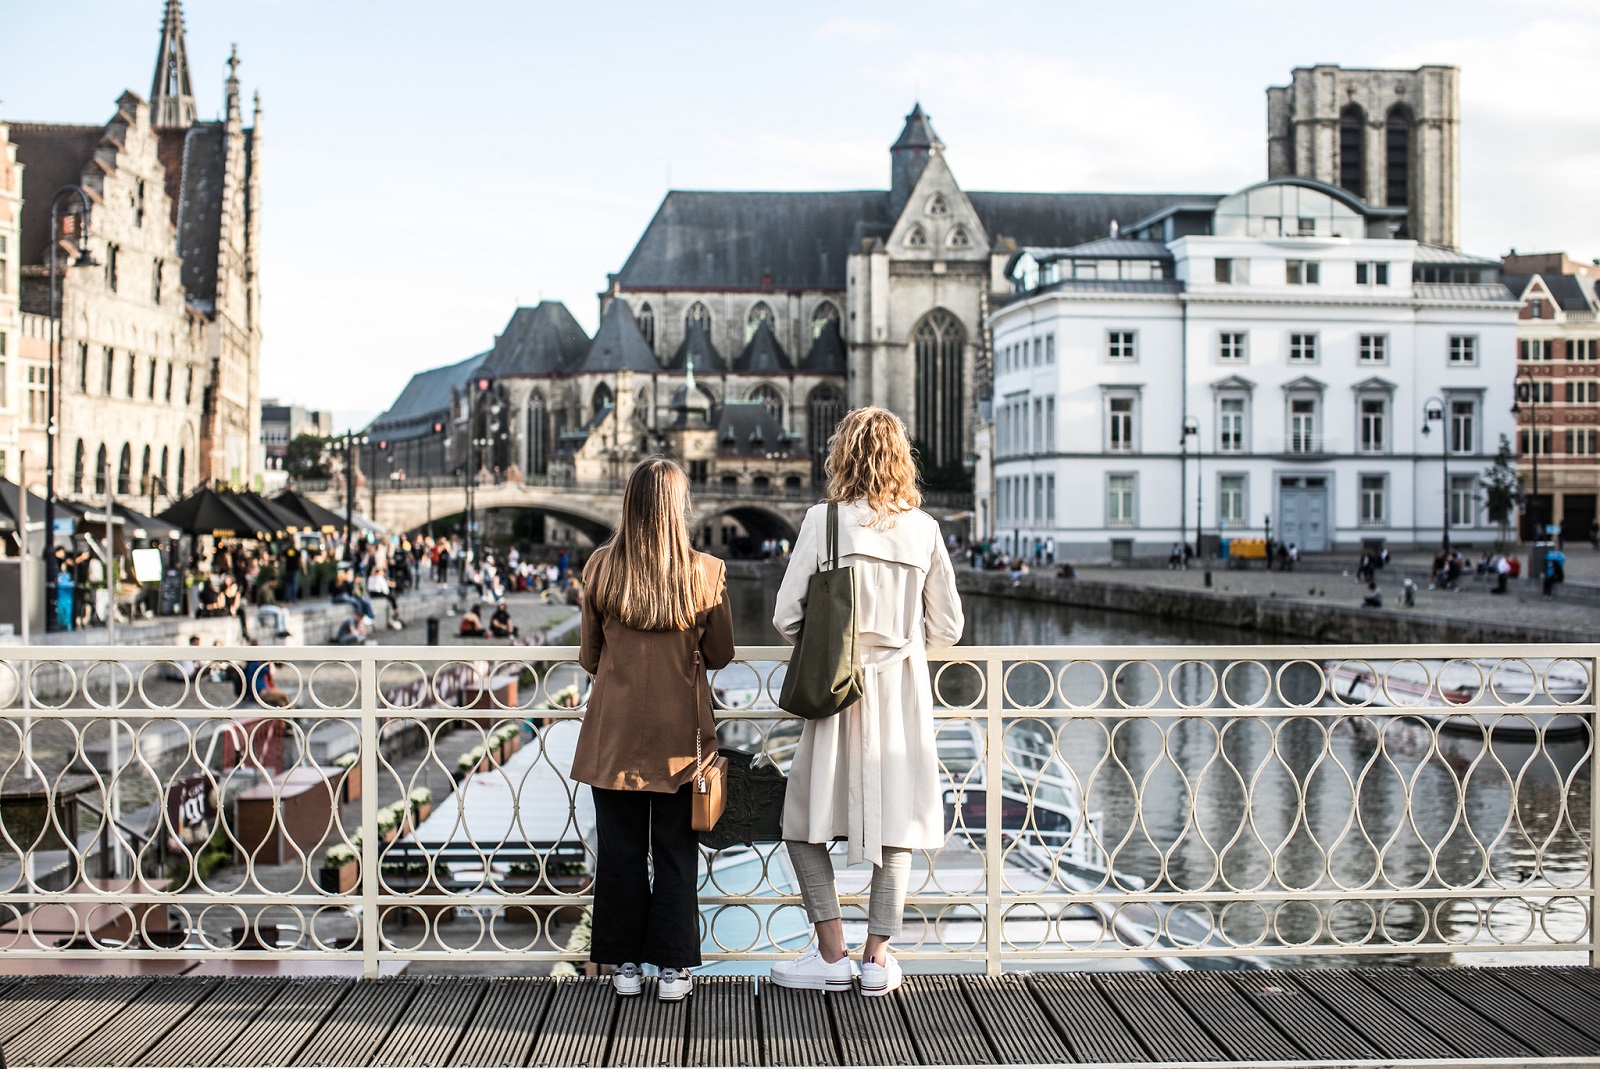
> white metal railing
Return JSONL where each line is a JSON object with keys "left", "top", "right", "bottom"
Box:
{"left": 0, "top": 643, "right": 1592, "bottom": 978}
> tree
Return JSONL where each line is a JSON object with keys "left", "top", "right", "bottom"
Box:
{"left": 284, "top": 433, "right": 332, "bottom": 480}
{"left": 1480, "top": 433, "right": 1523, "bottom": 547}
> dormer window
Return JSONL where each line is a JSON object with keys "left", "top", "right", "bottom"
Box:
{"left": 906, "top": 226, "right": 927, "bottom": 247}
{"left": 927, "top": 194, "right": 949, "bottom": 216}
{"left": 948, "top": 226, "right": 971, "bottom": 249}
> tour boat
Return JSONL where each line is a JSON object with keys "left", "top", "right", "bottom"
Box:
{"left": 1326, "top": 658, "right": 1591, "bottom": 740}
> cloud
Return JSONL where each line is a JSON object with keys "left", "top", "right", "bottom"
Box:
{"left": 814, "top": 18, "right": 900, "bottom": 46}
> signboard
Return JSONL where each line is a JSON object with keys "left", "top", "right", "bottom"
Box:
{"left": 157, "top": 568, "right": 185, "bottom": 616}
{"left": 165, "top": 773, "right": 217, "bottom": 849}
{"left": 131, "top": 548, "right": 164, "bottom": 583}
{"left": 52, "top": 518, "right": 75, "bottom": 535}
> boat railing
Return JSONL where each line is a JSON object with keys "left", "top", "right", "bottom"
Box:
{"left": 0, "top": 642, "right": 1593, "bottom": 977}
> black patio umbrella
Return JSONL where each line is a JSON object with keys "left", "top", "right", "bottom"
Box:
{"left": 272, "top": 489, "right": 346, "bottom": 534}
{"left": 156, "top": 488, "right": 269, "bottom": 539}
{"left": 227, "top": 491, "right": 302, "bottom": 540}
{"left": 0, "top": 478, "right": 53, "bottom": 536}
{"left": 72, "top": 501, "right": 183, "bottom": 542}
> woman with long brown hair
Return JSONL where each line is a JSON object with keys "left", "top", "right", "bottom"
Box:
{"left": 573, "top": 457, "right": 734, "bottom": 1001}
{"left": 771, "top": 406, "right": 963, "bottom": 996}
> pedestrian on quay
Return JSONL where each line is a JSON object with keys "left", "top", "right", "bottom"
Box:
{"left": 1544, "top": 547, "right": 1567, "bottom": 600}
{"left": 573, "top": 457, "right": 734, "bottom": 1003}
{"left": 770, "top": 406, "right": 964, "bottom": 998}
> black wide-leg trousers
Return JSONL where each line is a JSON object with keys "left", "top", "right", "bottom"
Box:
{"left": 589, "top": 784, "right": 702, "bottom": 969}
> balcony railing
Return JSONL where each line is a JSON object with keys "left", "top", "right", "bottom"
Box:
{"left": 0, "top": 643, "right": 1592, "bottom": 977}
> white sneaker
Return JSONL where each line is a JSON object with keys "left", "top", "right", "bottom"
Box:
{"left": 611, "top": 962, "right": 642, "bottom": 997}
{"left": 770, "top": 948, "right": 857, "bottom": 992}
{"left": 859, "top": 952, "right": 902, "bottom": 997}
{"left": 657, "top": 968, "right": 692, "bottom": 1001}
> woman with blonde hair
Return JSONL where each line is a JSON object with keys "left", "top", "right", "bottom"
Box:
{"left": 770, "top": 406, "right": 963, "bottom": 996}
{"left": 573, "top": 457, "right": 734, "bottom": 1002}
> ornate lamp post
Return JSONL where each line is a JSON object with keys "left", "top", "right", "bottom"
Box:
{"left": 1421, "top": 396, "right": 1449, "bottom": 553}
{"left": 341, "top": 429, "right": 369, "bottom": 559}
{"left": 44, "top": 186, "right": 99, "bottom": 630}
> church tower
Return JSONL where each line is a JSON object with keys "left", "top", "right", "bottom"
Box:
{"left": 889, "top": 104, "right": 941, "bottom": 219}
{"left": 150, "top": 0, "right": 197, "bottom": 128}
{"left": 1267, "top": 64, "right": 1459, "bottom": 248}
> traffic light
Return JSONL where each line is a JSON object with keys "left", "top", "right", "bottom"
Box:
{"left": 432, "top": 421, "right": 445, "bottom": 434}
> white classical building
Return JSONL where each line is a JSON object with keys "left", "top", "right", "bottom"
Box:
{"left": 987, "top": 177, "right": 1517, "bottom": 559}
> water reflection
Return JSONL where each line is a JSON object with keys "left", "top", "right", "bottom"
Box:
{"left": 727, "top": 575, "right": 1591, "bottom": 964}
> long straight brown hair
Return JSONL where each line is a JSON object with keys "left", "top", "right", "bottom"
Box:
{"left": 586, "top": 457, "right": 714, "bottom": 631}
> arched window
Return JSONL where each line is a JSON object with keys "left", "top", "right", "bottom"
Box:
{"left": 635, "top": 386, "right": 650, "bottom": 428}
{"left": 140, "top": 445, "right": 152, "bottom": 493}
{"left": 638, "top": 302, "right": 655, "bottom": 350}
{"left": 906, "top": 225, "right": 927, "bottom": 248}
{"left": 685, "top": 302, "right": 712, "bottom": 336}
{"left": 746, "top": 301, "right": 775, "bottom": 342}
{"left": 807, "top": 385, "right": 843, "bottom": 485}
{"left": 591, "top": 382, "right": 614, "bottom": 418}
{"left": 177, "top": 448, "right": 186, "bottom": 496}
{"left": 927, "top": 194, "right": 949, "bottom": 216}
{"left": 811, "top": 301, "right": 840, "bottom": 339}
{"left": 1338, "top": 104, "right": 1365, "bottom": 199}
{"left": 94, "top": 444, "right": 108, "bottom": 495}
{"left": 117, "top": 444, "right": 133, "bottom": 495}
{"left": 748, "top": 382, "right": 784, "bottom": 423}
{"left": 125, "top": 353, "right": 137, "bottom": 398}
{"left": 527, "top": 392, "right": 548, "bottom": 475}
{"left": 72, "top": 440, "right": 86, "bottom": 495}
{"left": 159, "top": 446, "right": 169, "bottom": 491}
{"left": 1386, "top": 104, "right": 1411, "bottom": 209}
{"left": 913, "top": 310, "right": 965, "bottom": 470}
{"left": 947, "top": 226, "right": 971, "bottom": 249}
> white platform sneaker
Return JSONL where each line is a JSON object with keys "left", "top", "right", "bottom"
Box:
{"left": 859, "top": 952, "right": 903, "bottom": 997}
{"left": 770, "top": 949, "right": 858, "bottom": 993}
{"left": 611, "top": 962, "right": 642, "bottom": 997}
{"left": 657, "top": 968, "right": 692, "bottom": 1001}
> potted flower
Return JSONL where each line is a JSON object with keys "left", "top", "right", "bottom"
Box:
{"left": 408, "top": 787, "right": 432, "bottom": 824}
{"left": 332, "top": 751, "right": 360, "bottom": 803}
{"left": 320, "top": 843, "right": 359, "bottom": 893}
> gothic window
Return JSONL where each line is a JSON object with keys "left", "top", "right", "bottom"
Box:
{"left": 591, "top": 382, "right": 614, "bottom": 418}
{"left": 811, "top": 301, "right": 840, "bottom": 339}
{"left": 685, "top": 302, "right": 712, "bottom": 336}
{"left": 746, "top": 301, "right": 775, "bottom": 342}
{"left": 927, "top": 194, "right": 949, "bottom": 216}
{"left": 808, "top": 385, "right": 843, "bottom": 485}
{"left": 94, "top": 444, "right": 108, "bottom": 495}
{"left": 1338, "top": 104, "right": 1365, "bottom": 199}
{"left": 913, "top": 309, "right": 966, "bottom": 470}
{"left": 125, "top": 352, "right": 137, "bottom": 397}
{"left": 140, "top": 445, "right": 152, "bottom": 492}
{"left": 947, "top": 226, "right": 971, "bottom": 249}
{"left": 1385, "top": 104, "right": 1412, "bottom": 209}
{"left": 635, "top": 386, "right": 650, "bottom": 428}
{"left": 147, "top": 356, "right": 157, "bottom": 399}
{"left": 72, "top": 440, "right": 86, "bottom": 495}
{"left": 117, "top": 444, "right": 133, "bottom": 496}
{"left": 527, "top": 392, "right": 547, "bottom": 475}
{"left": 638, "top": 302, "right": 655, "bottom": 350}
{"left": 749, "top": 382, "right": 784, "bottom": 423}
{"left": 159, "top": 446, "right": 169, "bottom": 490}
{"left": 177, "top": 448, "right": 185, "bottom": 496}
{"left": 906, "top": 225, "right": 927, "bottom": 248}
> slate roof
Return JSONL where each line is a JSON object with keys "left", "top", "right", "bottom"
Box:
{"left": 10, "top": 124, "right": 104, "bottom": 264}
{"left": 1414, "top": 243, "right": 1500, "bottom": 266}
{"left": 1413, "top": 282, "right": 1517, "bottom": 303}
{"left": 176, "top": 123, "right": 225, "bottom": 307}
{"left": 892, "top": 104, "right": 940, "bottom": 151}
{"left": 613, "top": 189, "right": 1217, "bottom": 291}
{"left": 1541, "top": 273, "right": 1597, "bottom": 312}
{"left": 579, "top": 300, "right": 662, "bottom": 374}
{"left": 667, "top": 319, "right": 725, "bottom": 372}
{"left": 801, "top": 317, "right": 847, "bottom": 373}
{"left": 716, "top": 402, "right": 798, "bottom": 457}
{"left": 733, "top": 320, "right": 792, "bottom": 373}
{"left": 369, "top": 350, "right": 489, "bottom": 441}
{"left": 479, "top": 302, "right": 590, "bottom": 378}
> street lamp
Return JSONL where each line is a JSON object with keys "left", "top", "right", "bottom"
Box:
{"left": 1181, "top": 416, "right": 1200, "bottom": 560}
{"left": 341, "top": 429, "right": 369, "bottom": 558}
{"left": 1420, "top": 395, "right": 1449, "bottom": 553}
{"left": 44, "top": 186, "right": 99, "bottom": 631}
{"left": 1512, "top": 375, "right": 1541, "bottom": 544}
{"left": 468, "top": 376, "right": 495, "bottom": 566}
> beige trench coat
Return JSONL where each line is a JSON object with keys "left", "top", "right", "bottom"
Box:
{"left": 773, "top": 500, "right": 964, "bottom": 866}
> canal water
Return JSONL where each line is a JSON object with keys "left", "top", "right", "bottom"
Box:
{"left": 727, "top": 573, "right": 1592, "bottom": 963}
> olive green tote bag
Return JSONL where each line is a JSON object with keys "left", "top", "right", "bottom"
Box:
{"left": 778, "top": 502, "right": 864, "bottom": 720}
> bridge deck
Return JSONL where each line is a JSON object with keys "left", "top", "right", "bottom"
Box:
{"left": 2, "top": 967, "right": 1598, "bottom": 1068}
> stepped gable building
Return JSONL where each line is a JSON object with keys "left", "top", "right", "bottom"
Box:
{"left": 7, "top": 0, "right": 262, "bottom": 504}
{"left": 1501, "top": 252, "right": 1600, "bottom": 541}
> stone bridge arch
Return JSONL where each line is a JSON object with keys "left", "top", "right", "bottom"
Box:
{"left": 694, "top": 504, "right": 801, "bottom": 557}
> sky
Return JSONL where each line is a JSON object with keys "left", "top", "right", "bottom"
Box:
{"left": 3, "top": 0, "right": 1597, "bottom": 432}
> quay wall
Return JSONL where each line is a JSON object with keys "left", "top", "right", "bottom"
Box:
{"left": 724, "top": 559, "right": 1593, "bottom": 645}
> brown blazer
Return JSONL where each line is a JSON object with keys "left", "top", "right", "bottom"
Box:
{"left": 571, "top": 551, "right": 735, "bottom": 792}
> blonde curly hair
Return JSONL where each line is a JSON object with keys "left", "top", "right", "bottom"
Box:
{"left": 823, "top": 406, "right": 922, "bottom": 524}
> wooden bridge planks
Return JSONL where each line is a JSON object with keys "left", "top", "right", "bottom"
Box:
{"left": 526, "top": 977, "right": 617, "bottom": 1068}
{"left": 1424, "top": 966, "right": 1600, "bottom": 1059}
{"left": 897, "top": 975, "right": 995, "bottom": 1066}
{"left": 60, "top": 976, "right": 220, "bottom": 1067}
{"left": 2, "top": 976, "right": 155, "bottom": 1067}
{"left": 292, "top": 976, "right": 421, "bottom": 1068}
{"left": 608, "top": 978, "right": 690, "bottom": 1067}
{"left": 1285, "top": 969, "right": 1459, "bottom": 1061}
{"left": 948, "top": 975, "right": 1072, "bottom": 1066}
{"left": 758, "top": 982, "right": 838, "bottom": 1067}
{"left": 1489, "top": 966, "right": 1600, "bottom": 1042}
{"left": 450, "top": 977, "right": 554, "bottom": 1068}
{"left": 1025, "top": 973, "right": 1148, "bottom": 1063}
{"left": 1220, "top": 971, "right": 1383, "bottom": 1063}
{"left": 1093, "top": 971, "right": 1227, "bottom": 1064}
{"left": 1157, "top": 971, "right": 1304, "bottom": 1063}
{"left": 215, "top": 978, "right": 355, "bottom": 1067}
{"left": 370, "top": 977, "right": 488, "bottom": 1067}
{"left": 686, "top": 977, "right": 759, "bottom": 1068}
{"left": 134, "top": 977, "right": 288, "bottom": 1067}
{"left": 1351, "top": 969, "right": 1538, "bottom": 1060}
{"left": 829, "top": 983, "right": 917, "bottom": 1067}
